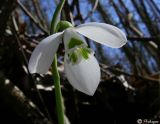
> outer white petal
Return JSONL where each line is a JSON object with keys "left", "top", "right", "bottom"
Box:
{"left": 75, "top": 22, "right": 127, "bottom": 48}
{"left": 64, "top": 54, "right": 100, "bottom": 96}
{"left": 28, "top": 32, "right": 63, "bottom": 74}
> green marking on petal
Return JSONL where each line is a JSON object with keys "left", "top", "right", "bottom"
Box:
{"left": 67, "top": 38, "right": 94, "bottom": 64}
{"left": 83, "top": 47, "right": 93, "bottom": 54}
{"left": 80, "top": 48, "right": 89, "bottom": 60}
{"left": 69, "top": 51, "right": 78, "bottom": 64}
{"left": 68, "top": 47, "right": 94, "bottom": 64}
{"left": 68, "top": 38, "right": 84, "bottom": 49}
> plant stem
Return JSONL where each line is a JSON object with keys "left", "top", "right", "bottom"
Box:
{"left": 50, "top": 0, "right": 66, "bottom": 124}
{"left": 51, "top": 55, "right": 64, "bottom": 124}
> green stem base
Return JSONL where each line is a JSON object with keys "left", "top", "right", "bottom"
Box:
{"left": 51, "top": 54, "right": 64, "bottom": 124}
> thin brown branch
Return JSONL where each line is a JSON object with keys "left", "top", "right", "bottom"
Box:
{"left": 0, "top": 74, "right": 52, "bottom": 124}
{"left": 100, "top": 63, "right": 160, "bottom": 83}
{"left": 112, "top": 0, "right": 143, "bottom": 36}
{"left": 12, "top": 15, "right": 53, "bottom": 122}
{"left": 12, "top": 15, "right": 29, "bottom": 65}
{"left": 0, "top": 0, "right": 16, "bottom": 35}
{"left": 127, "top": 36, "right": 158, "bottom": 42}
{"left": 31, "top": 0, "right": 48, "bottom": 29}
{"left": 84, "top": 0, "right": 99, "bottom": 21}
{"left": 17, "top": 0, "right": 48, "bottom": 35}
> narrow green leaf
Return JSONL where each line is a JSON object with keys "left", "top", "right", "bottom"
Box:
{"left": 50, "top": 0, "right": 66, "bottom": 34}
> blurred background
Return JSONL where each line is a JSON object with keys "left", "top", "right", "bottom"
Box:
{"left": 0, "top": 0, "right": 160, "bottom": 124}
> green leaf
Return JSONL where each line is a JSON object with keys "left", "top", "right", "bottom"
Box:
{"left": 50, "top": 0, "right": 66, "bottom": 34}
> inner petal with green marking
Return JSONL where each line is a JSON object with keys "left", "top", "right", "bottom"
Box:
{"left": 68, "top": 37, "right": 84, "bottom": 49}
{"left": 67, "top": 37, "right": 94, "bottom": 64}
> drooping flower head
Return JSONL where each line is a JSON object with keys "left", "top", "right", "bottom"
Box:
{"left": 28, "top": 22, "right": 127, "bottom": 95}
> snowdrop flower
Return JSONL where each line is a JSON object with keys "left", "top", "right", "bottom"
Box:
{"left": 28, "top": 22, "right": 127, "bottom": 96}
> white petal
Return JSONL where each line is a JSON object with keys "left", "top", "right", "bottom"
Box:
{"left": 28, "top": 32, "right": 63, "bottom": 74}
{"left": 75, "top": 22, "right": 127, "bottom": 48}
{"left": 64, "top": 54, "right": 100, "bottom": 96}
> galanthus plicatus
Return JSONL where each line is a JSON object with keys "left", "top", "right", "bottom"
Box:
{"left": 28, "top": 22, "right": 127, "bottom": 96}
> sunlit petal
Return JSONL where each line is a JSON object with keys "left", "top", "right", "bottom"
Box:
{"left": 75, "top": 22, "right": 127, "bottom": 48}
{"left": 64, "top": 54, "right": 100, "bottom": 96}
{"left": 28, "top": 32, "right": 63, "bottom": 74}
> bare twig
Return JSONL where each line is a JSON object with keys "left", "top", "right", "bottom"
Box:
{"left": 0, "top": 74, "right": 52, "bottom": 124}
{"left": 12, "top": 15, "right": 29, "bottom": 65}
{"left": 84, "top": 0, "right": 99, "bottom": 21}
{"left": 31, "top": 0, "right": 48, "bottom": 29}
{"left": 100, "top": 63, "right": 160, "bottom": 83}
{"left": 11, "top": 15, "right": 53, "bottom": 123}
{"left": 17, "top": 0, "right": 48, "bottom": 34}
{"left": 127, "top": 36, "right": 158, "bottom": 42}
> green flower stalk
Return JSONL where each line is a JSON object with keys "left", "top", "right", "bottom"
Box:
{"left": 50, "top": 0, "right": 66, "bottom": 124}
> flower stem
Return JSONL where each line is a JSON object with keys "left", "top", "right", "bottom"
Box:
{"left": 50, "top": 0, "right": 66, "bottom": 124}
{"left": 51, "top": 55, "right": 64, "bottom": 124}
